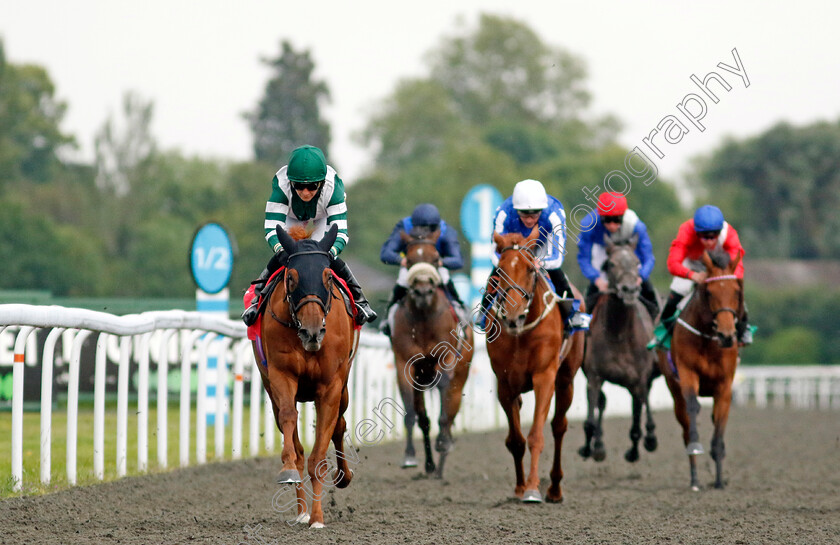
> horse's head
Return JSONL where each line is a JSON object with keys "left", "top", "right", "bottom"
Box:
{"left": 405, "top": 262, "right": 442, "bottom": 310}
{"left": 276, "top": 224, "right": 338, "bottom": 352}
{"left": 604, "top": 234, "right": 641, "bottom": 306}
{"left": 401, "top": 229, "right": 441, "bottom": 269}
{"left": 490, "top": 229, "right": 540, "bottom": 330}
{"left": 699, "top": 249, "right": 743, "bottom": 348}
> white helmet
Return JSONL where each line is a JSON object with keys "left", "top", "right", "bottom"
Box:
{"left": 512, "top": 179, "right": 548, "bottom": 210}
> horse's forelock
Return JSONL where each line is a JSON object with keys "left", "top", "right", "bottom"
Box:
{"left": 406, "top": 262, "right": 441, "bottom": 286}
{"left": 287, "top": 225, "right": 310, "bottom": 241}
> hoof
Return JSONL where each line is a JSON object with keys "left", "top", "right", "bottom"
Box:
{"left": 521, "top": 489, "right": 543, "bottom": 503}
{"left": 425, "top": 461, "right": 436, "bottom": 474}
{"left": 686, "top": 442, "right": 704, "bottom": 456}
{"left": 624, "top": 448, "right": 639, "bottom": 463}
{"left": 310, "top": 521, "right": 325, "bottom": 529}
{"left": 644, "top": 436, "right": 658, "bottom": 452}
{"left": 293, "top": 512, "right": 310, "bottom": 524}
{"left": 401, "top": 456, "right": 418, "bottom": 469}
{"left": 690, "top": 484, "right": 701, "bottom": 492}
{"left": 277, "top": 469, "right": 302, "bottom": 484}
{"left": 546, "top": 488, "right": 564, "bottom": 503}
{"left": 578, "top": 445, "right": 591, "bottom": 459}
{"left": 592, "top": 447, "right": 606, "bottom": 462}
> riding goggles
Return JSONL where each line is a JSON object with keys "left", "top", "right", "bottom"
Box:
{"left": 291, "top": 181, "right": 323, "bottom": 192}
{"left": 601, "top": 215, "right": 624, "bottom": 224}
{"left": 697, "top": 230, "right": 721, "bottom": 240}
{"left": 517, "top": 209, "right": 542, "bottom": 217}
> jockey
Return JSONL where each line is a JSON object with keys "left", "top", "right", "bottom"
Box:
{"left": 241, "top": 145, "right": 377, "bottom": 326}
{"left": 379, "top": 203, "right": 466, "bottom": 336}
{"left": 577, "top": 192, "right": 659, "bottom": 319}
{"left": 660, "top": 204, "right": 752, "bottom": 344}
{"left": 480, "top": 179, "right": 589, "bottom": 331}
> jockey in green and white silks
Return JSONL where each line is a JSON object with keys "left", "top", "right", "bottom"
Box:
{"left": 264, "top": 163, "right": 348, "bottom": 258}
{"left": 242, "top": 145, "right": 377, "bottom": 326}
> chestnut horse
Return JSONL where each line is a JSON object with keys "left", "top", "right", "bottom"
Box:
{"left": 485, "top": 229, "right": 584, "bottom": 503}
{"left": 254, "top": 224, "right": 359, "bottom": 528}
{"left": 656, "top": 249, "right": 743, "bottom": 490}
{"left": 390, "top": 230, "right": 472, "bottom": 478}
{"left": 579, "top": 236, "right": 658, "bottom": 463}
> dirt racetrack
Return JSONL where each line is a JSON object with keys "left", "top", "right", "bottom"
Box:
{"left": 2, "top": 407, "right": 838, "bottom": 544}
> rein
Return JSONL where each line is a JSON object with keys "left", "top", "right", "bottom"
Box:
{"left": 492, "top": 244, "right": 559, "bottom": 335}
{"left": 675, "top": 274, "right": 740, "bottom": 341}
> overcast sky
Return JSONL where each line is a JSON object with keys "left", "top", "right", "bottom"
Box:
{"left": 2, "top": 0, "right": 838, "bottom": 196}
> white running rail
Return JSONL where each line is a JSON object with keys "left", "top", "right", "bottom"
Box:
{"left": 2, "top": 303, "right": 838, "bottom": 493}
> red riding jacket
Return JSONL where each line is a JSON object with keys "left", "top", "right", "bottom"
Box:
{"left": 667, "top": 219, "right": 745, "bottom": 280}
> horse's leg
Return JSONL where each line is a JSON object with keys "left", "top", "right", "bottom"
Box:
{"left": 330, "top": 385, "right": 354, "bottom": 489}
{"left": 498, "top": 383, "right": 527, "bottom": 499}
{"left": 578, "top": 370, "right": 598, "bottom": 459}
{"left": 643, "top": 366, "right": 658, "bottom": 452}
{"left": 435, "top": 368, "right": 464, "bottom": 479}
{"left": 414, "top": 384, "right": 436, "bottom": 474}
{"left": 592, "top": 387, "right": 607, "bottom": 462}
{"left": 290, "top": 425, "right": 310, "bottom": 524}
{"left": 548, "top": 359, "right": 576, "bottom": 503}
{"left": 624, "top": 387, "right": 643, "bottom": 463}
{"left": 679, "top": 367, "right": 703, "bottom": 491}
{"left": 522, "top": 368, "right": 556, "bottom": 503}
{"left": 307, "top": 380, "right": 343, "bottom": 528}
{"left": 396, "top": 374, "right": 418, "bottom": 469}
{"left": 710, "top": 381, "right": 733, "bottom": 489}
{"left": 265, "top": 371, "right": 302, "bottom": 484}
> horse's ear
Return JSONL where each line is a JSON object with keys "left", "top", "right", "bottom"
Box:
{"left": 492, "top": 231, "right": 504, "bottom": 249}
{"left": 400, "top": 231, "right": 413, "bottom": 244}
{"left": 286, "top": 268, "right": 299, "bottom": 294}
{"left": 276, "top": 226, "right": 296, "bottom": 254}
{"left": 701, "top": 251, "right": 714, "bottom": 271}
{"left": 628, "top": 232, "right": 639, "bottom": 249}
{"left": 430, "top": 229, "right": 441, "bottom": 243}
{"left": 319, "top": 224, "right": 339, "bottom": 254}
{"left": 729, "top": 250, "right": 742, "bottom": 273}
{"left": 603, "top": 233, "right": 615, "bottom": 251}
{"left": 525, "top": 226, "right": 540, "bottom": 244}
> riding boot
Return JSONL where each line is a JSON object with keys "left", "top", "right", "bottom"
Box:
{"left": 639, "top": 278, "right": 661, "bottom": 321}
{"left": 736, "top": 307, "right": 753, "bottom": 345}
{"left": 547, "top": 268, "right": 589, "bottom": 331}
{"left": 444, "top": 278, "right": 465, "bottom": 306}
{"left": 379, "top": 284, "right": 408, "bottom": 336}
{"left": 584, "top": 282, "right": 601, "bottom": 316}
{"left": 659, "top": 291, "right": 683, "bottom": 328}
{"left": 331, "top": 257, "right": 378, "bottom": 325}
{"left": 241, "top": 267, "right": 270, "bottom": 326}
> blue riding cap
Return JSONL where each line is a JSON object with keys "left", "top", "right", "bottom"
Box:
{"left": 411, "top": 203, "right": 441, "bottom": 228}
{"left": 693, "top": 205, "right": 724, "bottom": 232}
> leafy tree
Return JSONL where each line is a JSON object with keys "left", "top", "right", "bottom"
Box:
{"left": 695, "top": 119, "right": 840, "bottom": 259}
{"left": 245, "top": 41, "right": 331, "bottom": 164}
{"left": 0, "top": 37, "right": 75, "bottom": 188}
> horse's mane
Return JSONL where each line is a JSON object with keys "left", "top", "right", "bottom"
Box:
{"left": 707, "top": 248, "right": 730, "bottom": 269}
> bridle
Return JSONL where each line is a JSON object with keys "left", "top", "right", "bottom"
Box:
{"left": 676, "top": 274, "right": 740, "bottom": 341}
{"left": 490, "top": 244, "right": 559, "bottom": 335}
{"left": 270, "top": 249, "right": 334, "bottom": 330}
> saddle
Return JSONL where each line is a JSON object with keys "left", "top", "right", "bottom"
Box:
{"left": 245, "top": 267, "right": 359, "bottom": 342}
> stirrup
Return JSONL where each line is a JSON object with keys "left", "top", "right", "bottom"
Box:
{"left": 356, "top": 304, "right": 377, "bottom": 324}
{"left": 567, "top": 311, "right": 591, "bottom": 332}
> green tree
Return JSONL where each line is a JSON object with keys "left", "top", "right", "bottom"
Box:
{"left": 245, "top": 41, "right": 331, "bottom": 164}
{"left": 695, "top": 119, "right": 840, "bottom": 259}
{"left": 0, "top": 37, "right": 75, "bottom": 188}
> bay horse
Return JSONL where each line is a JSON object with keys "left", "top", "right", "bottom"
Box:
{"left": 485, "top": 228, "right": 585, "bottom": 503}
{"left": 390, "top": 230, "right": 472, "bottom": 478}
{"left": 579, "top": 236, "right": 658, "bottom": 463}
{"left": 254, "top": 224, "right": 359, "bottom": 528}
{"left": 656, "top": 248, "right": 743, "bottom": 490}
